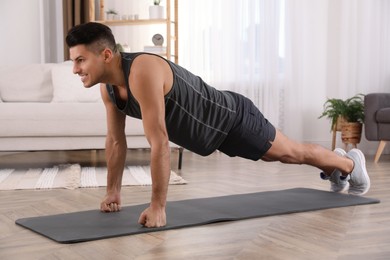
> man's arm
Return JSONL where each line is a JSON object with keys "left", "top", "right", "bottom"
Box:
{"left": 130, "top": 55, "right": 173, "bottom": 228}
{"left": 100, "top": 83, "right": 127, "bottom": 212}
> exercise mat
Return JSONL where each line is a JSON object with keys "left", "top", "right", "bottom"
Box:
{"left": 16, "top": 188, "right": 379, "bottom": 243}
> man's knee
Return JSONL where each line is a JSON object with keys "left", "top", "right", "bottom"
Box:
{"left": 263, "top": 130, "right": 304, "bottom": 164}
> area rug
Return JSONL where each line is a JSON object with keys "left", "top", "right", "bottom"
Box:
{"left": 0, "top": 165, "right": 186, "bottom": 190}
{"left": 15, "top": 188, "right": 380, "bottom": 243}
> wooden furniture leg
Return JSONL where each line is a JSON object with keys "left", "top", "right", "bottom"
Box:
{"left": 374, "top": 140, "right": 387, "bottom": 163}
{"left": 332, "top": 128, "right": 336, "bottom": 150}
{"left": 178, "top": 147, "right": 184, "bottom": 170}
{"left": 91, "top": 149, "right": 98, "bottom": 167}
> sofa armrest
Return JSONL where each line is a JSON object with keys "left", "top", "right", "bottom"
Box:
{"left": 364, "top": 93, "right": 390, "bottom": 140}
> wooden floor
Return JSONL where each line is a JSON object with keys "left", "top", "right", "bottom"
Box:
{"left": 0, "top": 149, "right": 389, "bottom": 260}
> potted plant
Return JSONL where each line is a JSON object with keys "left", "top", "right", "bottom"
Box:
{"left": 116, "top": 43, "right": 124, "bottom": 52}
{"left": 319, "top": 98, "right": 347, "bottom": 131}
{"left": 339, "top": 94, "right": 365, "bottom": 147}
{"left": 342, "top": 94, "right": 365, "bottom": 123}
{"left": 106, "top": 9, "right": 118, "bottom": 20}
{"left": 319, "top": 94, "right": 365, "bottom": 148}
{"left": 149, "top": 0, "right": 165, "bottom": 19}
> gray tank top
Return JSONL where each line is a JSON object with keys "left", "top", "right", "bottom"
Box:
{"left": 106, "top": 52, "right": 237, "bottom": 156}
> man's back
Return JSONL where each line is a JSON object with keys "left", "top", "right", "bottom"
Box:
{"left": 106, "top": 52, "right": 238, "bottom": 156}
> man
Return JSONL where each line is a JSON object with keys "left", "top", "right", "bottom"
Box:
{"left": 66, "top": 22, "right": 370, "bottom": 228}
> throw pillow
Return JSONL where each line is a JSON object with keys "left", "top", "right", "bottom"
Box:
{"left": 0, "top": 64, "right": 53, "bottom": 102}
{"left": 51, "top": 61, "right": 101, "bottom": 103}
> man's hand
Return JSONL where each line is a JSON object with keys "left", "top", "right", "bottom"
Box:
{"left": 138, "top": 205, "right": 166, "bottom": 228}
{"left": 100, "top": 191, "right": 121, "bottom": 212}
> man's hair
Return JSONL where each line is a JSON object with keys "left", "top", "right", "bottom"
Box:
{"left": 66, "top": 22, "right": 117, "bottom": 53}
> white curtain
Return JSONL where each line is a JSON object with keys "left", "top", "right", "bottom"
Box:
{"left": 282, "top": 0, "right": 330, "bottom": 142}
{"left": 179, "top": 0, "right": 390, "bottom": 150}
{"left": 283, "top": 0, "right": 390, "bottom": 148}
{"left": 179, "top": 0, "right": 283, "bottom": 128}
{"left": 39, "top": 0, "right": 64, "bottom": 63}
{"left": 329, "top": 0, "right": 390, "bottom": 96}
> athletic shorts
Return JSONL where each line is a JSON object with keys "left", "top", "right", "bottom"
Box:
{"left": 217, "top": 92, "right": 276, "bottom": 161}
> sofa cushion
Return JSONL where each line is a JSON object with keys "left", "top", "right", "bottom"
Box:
{"left": 0, "top": 64, "right": 53, "bottom": 102}
{"left": 51, "top": 61, "right": 101, "bottom": 103}
{"left": 376, "top": 108, "right": 390, "bottom": 123}
{"left": 0, "top": 103, "right": 145, "bottom": 137}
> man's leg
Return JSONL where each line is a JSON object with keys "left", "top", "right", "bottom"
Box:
{"left": 262, "top": 129, "right": 370, "bottom": 195}
{"left": 216, "top": 92, "right": 369, "bottom": 194}
{"left": 262, "top": 130, "right": 353, "bottom": 176}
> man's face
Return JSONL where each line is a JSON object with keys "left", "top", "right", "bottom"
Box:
{"left": 69, "top": 44, "right": 105, "bottom": 88}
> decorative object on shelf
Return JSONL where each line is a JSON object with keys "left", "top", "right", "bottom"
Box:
{"left": 152, "top": 33, "right": 164, "bottom": 46}
{"left": 106, "top": 9, "right": 118, "bottom": 20}
{"left": 149, "top": 0, "right": 164, "bottom": 19}
{"left": 144, "top": 33, "right": 166, "bottom": 54}
{"left": 115, "top": 43, "right": 130, "bottom": 53}
{"left": 319, "top": 94, "right": 365, "bottom": 150}
{"left": 120, "top": 14, "right": 139, "bottom": 21}
{"left": 122, "top": 43, "right": 131, "bottom": 52}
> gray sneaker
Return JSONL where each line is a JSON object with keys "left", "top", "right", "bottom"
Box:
{"left": 320, "top": 148, "right": 349, "bottom": 192}
{"left": 346, "top": 149, "right": 370, "bottom": 195}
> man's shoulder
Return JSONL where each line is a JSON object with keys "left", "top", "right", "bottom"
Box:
{"left": 130, "top": 54, "right": 172, "bottom": 83}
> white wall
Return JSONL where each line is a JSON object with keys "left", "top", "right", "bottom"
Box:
{"left": 0, "top": 0, "right": 63, "bottom": 65}
{"left": 0, "top": 0, "right": 41, "bottom": 65}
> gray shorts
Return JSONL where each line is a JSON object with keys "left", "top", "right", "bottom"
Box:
{"left": 218, "top": 92, "right": 276, "bottom": 161}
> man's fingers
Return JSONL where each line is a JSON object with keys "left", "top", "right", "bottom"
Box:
{"left": 110, "top": 202, "right": 121, "bottom": 211}
{"left": 138, "top": 212, "right": 146, "bottom": 225}
{"left": 100, "top": 202, "right": 121, "bottom": 212}
{"left": 138, "top": 213, "right": 165, "bottom": 228}
{"left": 101, "top": 203, "right": 111, "bottom": 212}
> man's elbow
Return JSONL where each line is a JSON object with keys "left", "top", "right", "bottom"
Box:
{"left": 149, "top": 135, "right": 170, "bottom": 151}
{"left": 106, "top": 134, "right": 127, "bottom": 149}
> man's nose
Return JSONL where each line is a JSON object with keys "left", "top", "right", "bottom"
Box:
{"left": 73, "top": 64, "right": 80, "bottom": 74}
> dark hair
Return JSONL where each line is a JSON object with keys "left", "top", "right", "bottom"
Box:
{"left": 66, "top": 22, "right": 117, "bottom": 53}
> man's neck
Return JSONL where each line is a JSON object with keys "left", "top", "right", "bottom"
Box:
{"left": 104, "top": 53, "right": 126, "bottom": 87}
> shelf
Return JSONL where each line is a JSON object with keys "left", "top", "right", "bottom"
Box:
{"left": 97, "top": 19, "right": 169, "bottom": 26}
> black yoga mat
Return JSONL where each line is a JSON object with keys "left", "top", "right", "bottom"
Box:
{"left": 16, "top": 188, "right": 379, "bottom": 243}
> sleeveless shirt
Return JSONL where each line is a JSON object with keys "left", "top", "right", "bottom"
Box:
{"left": 106, "top": 52, "right": 237, "bottom": 156}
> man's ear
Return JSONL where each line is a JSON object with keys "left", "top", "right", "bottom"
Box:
{"left": 102, "top": 48, "right": 114, "bottom": 62}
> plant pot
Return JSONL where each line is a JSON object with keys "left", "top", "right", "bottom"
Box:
{"left": 335, "top": 116, "right": 347, "bottom": 131}
{"left": 341, "top": 122, "right": 362, "bottom": 145}
{"left": 149, "top": 5, "right": 164, "bottom": 19}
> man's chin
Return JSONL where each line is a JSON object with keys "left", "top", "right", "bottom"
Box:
{"left": 83, "top": 82, "right": 95, "bottom": 88}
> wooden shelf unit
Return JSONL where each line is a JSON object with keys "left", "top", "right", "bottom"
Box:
{"left": 89, "top": 0, "right": 178, "bottom": 63}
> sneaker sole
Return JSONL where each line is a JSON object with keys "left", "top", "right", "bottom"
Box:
{"left": 331, "top": 148, "right": 349, "bottom": 192}
{"left": 335, "top": 148, "right": 349, "bottom": 192}
{"left": 348, "top": 149, "right": 370, "bottom": 195}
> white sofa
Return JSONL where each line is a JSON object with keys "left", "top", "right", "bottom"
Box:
{"left": 0, "top": 62, "right": 183, "bottom": 167}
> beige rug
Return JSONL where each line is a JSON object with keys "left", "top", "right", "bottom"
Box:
{"left": 0, "top": 165, "right": 187, "bottom": 190}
